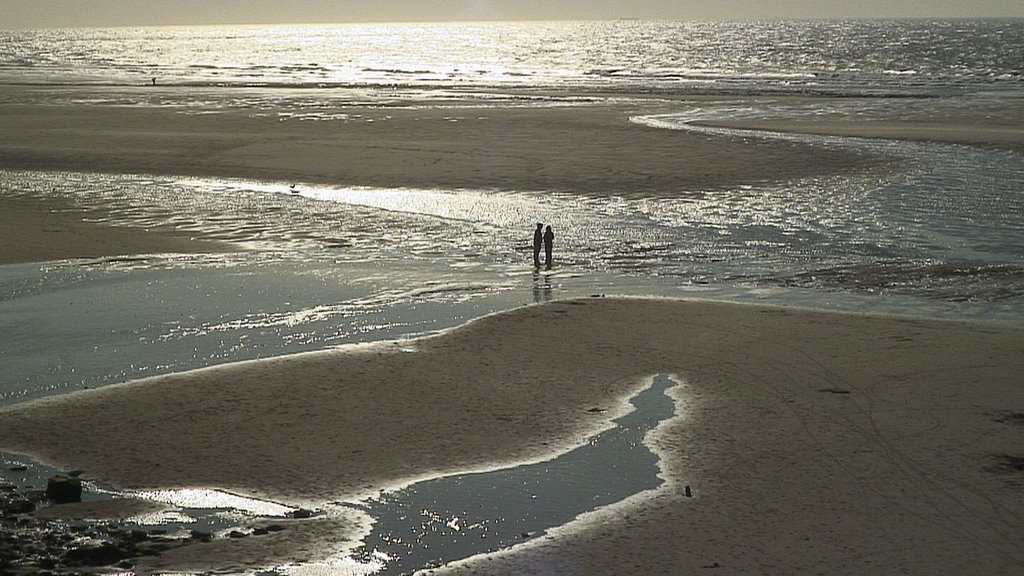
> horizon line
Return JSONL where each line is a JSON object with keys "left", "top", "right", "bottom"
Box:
{"left": 5, "top": 15, "right": 1024, "bottom": 32}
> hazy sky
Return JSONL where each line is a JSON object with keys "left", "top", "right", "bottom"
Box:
{"left": 4, "top": 0, "right": 1023, "bottom": 29}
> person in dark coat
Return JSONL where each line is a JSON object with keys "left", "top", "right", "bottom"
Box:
{"left": 543, "top": 225, "right": 554, "bottom": 269}
{"left": 532, "top": 223, "right": 544, "bottom": 268}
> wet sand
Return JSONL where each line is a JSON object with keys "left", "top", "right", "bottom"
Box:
{"left": 2, "top": 89, "right": 1023, "bottom": 573}
{"left": 0, "top": 91, "right": 880, "bottom": 265}
{"left": 0, "top": 299, "right": 1022, "bottom": 574}
{"left": 696, "top": 94, "right": 1024, "bottom": 154}
{"left": 0, "top": 90, "right": 890, "bottom": 199}
{"left": 3, "top": 89, "right": 1021, "bottom": 265}
{"left": 0, "top": 193, "right": 230, "bottom": 265}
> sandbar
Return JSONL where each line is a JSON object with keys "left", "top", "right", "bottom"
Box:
{"left": 694, "top": 94, "right": 1024, "bottom": 154}
{"left": 0, "top": 89, "right": 890, "bottom": 197}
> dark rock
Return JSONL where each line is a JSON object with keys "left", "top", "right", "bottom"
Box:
{"left": 252, "top": 527, "right": 270, "bottom": 536}
{"left": 228, "top": 530, "right": 247, "bottom": 539}
{"left": 989, "top": 454, "right": 1024, "bottom": 473}
{"left": 8, "top": 465, "right": 27, "bottom": 472}
{"left": 3, "top": 498, "right": 35, "bottom": 515}
{"left": 289, "top": 508, "right": 313, "bottom": 519}
{"left": 146, "top": 538, "right": 176, "bottom": 549}
{"left": 190, "top": 530, "right": 212, "bottom": 542}
{"left": 264, "top": 524, "right": 286, "bottom": 532}
{"left": 64, "top": 542, "right": 126, "bottom": 566}
{"left": 993, "top": 411, "right": 1024, "bottom": 425}
{"left": 45, "top": 476, "right": 82, "bottom": 503}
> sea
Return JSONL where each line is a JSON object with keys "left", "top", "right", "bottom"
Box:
{"left": 1, "top": 19, "right": 1023, "bottom": 407}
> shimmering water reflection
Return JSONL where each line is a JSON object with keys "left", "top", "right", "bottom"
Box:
{"left": 295, "top": 374, "right": 679, "bottom": 576}
{"left": 0, "top": 254, "right": 520, "bottom": 406}
{"left": 0, "top": 451, "right": 297, "bottom": 536}
{"left": 2, "top": 374, "right": 679, "bottom": 576}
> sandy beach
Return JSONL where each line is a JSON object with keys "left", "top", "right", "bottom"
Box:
{"left": 1, "top": 298, "right": 1022, "bottom": 574}
{"left": 2, "top": 90, "right": 1021, "bottom": 194}
{"left": 2, "top": 85, "right": 1023, "bottom": 574}
{"left": 0, "top": 90, "right": 895, "bottom": 196}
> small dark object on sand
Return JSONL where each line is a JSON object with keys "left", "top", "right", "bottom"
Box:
{"left": 45, "top": 475, "right": 82, "bottom": 503}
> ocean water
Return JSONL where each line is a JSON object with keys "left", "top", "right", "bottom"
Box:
{"left": 2, "top": 20, "right": 1022, "bottom": 94}
{"left": 1, "top": 20, "right": 1023, "bottom": 408}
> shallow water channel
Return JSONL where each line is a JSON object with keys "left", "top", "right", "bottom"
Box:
{"left": 345, "top": 373, "right": 678, "bottom": 575}
{"left": 0, "top": 374, "right": 679, "bottom": 575}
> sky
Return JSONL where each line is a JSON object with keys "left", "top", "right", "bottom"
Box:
{"left": 4, "top": 0, "right": 1023, "bottom": 29}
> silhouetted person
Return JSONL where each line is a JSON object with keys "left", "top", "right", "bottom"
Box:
{"left": 543, "top": 225, "right": 554, "bottom": 269}
{"left": 532, "top": 223, "right": 544, "bottom": 267}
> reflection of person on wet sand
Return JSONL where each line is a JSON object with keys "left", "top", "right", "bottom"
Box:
{"left": 532, "top": 223, "right": 544, "bottom": 268}
{"left": 531, "top": 269, "right": 553, "bottom": 303}
{"left": 543, "top": 225, "right": 554, "bottom": 269}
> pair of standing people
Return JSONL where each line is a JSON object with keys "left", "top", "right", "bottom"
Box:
{"left": 533, "top": 223, "right": 555, "bottom": 269}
